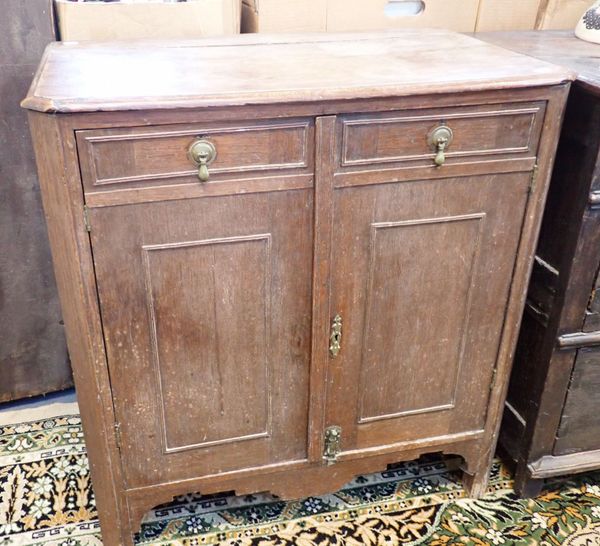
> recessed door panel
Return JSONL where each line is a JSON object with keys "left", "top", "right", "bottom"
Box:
{"left": 359, "top": 214, "right": 484, "bottom": 422}
{"left": 142, "top": 235, "right": 271, "bottom": 452}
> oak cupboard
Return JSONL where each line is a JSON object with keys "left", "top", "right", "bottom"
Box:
{"left": 476, "top": 30, "right": 600, "bottom": 497}
{"left": 22, "top": 30, "right": 571, "bottom": 545}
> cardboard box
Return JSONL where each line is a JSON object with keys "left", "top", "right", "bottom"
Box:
{"left": 56, "top": 0, "right": 241, "bottom": 42}
{"left": 242, "top": 0, "right": 479, "bottom": 33}
{"left": 326, "top": 0, "right": 480, "bottom": 32}
{"left": 536, "top": 0, "right": 590, "bottom": 29}
{"left": 476, "top": 0, "right": 543, "bottom": 31}
{"left": 241, "top": 0, "right": 326, "bottom": 33}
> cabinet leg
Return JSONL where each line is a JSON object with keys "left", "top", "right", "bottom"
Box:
{"left": 95, "top": 526, "right": 133, "bottom": 546}
{"left": 462, "top": 468, "right": 490, "bottom": 499}
{"left": 120, "top": 529, "right": 135, "bottom": 546}
{"left": 96, "top": 498, "right": 139, "bottom": 546}
{"left": 98, "top": 519, "right": 136, "bottom": 546}
{"left": 516, "top": 477, "right": 545, "bottom": 498}
{"left": 93, "top": 504, "right": 132, "bottom": 546}
{"left": 96, "top": 525, "right": 122, "bottom": 546}
{"left": 514, "top": 464, "right": 545, "bottom": 498}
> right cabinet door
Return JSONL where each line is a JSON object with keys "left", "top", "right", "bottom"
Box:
{"left": 325, "top": 170, "right": 533, "bottom": 456}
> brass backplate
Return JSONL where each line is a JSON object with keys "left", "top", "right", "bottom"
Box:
{"left": 427, "top": 125, "right": 453, "bottom": 149}
{"left": 329, "top": 314, "right": 342, "bottom": 358}
{"left": 323, "top": 425, "right": 342, "bottom": 465}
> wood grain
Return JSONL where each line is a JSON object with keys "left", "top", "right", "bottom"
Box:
{"left": 22, "top": 30, "right": 572, "bottom": 113}
{"left": 142, "top": 234, "right": 272, "bottom": 452}
{"left": 476, "top": 30, "right": 600, "bottom": 96}
{"left": 359, "top": 213, "right": 485, "bottom": 422}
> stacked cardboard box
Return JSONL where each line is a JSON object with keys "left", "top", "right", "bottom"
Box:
{"left": 242, "top": 0, "right": 479, "bottom": 33}
{"left": 476, "top": 0, "right": 544, "bottom": 31}
{"left": 241, "top": 0, "right": 592, "bottom": 34}
{"left": 241, "top": 0, "right": 325, "bottom": 33}
{"left": 55, "top": 0, "right": 241, "bottom": 41}
{"left": 54, "top": 0, "right": 593, "bottom": 42}
{"left": 536, "top": 0, "right": 591, "bottom": 29}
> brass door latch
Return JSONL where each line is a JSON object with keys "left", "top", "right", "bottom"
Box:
{"left": 323, "top": 425, "right": 342, "bottom": 465}
{"left": 188, "top": 138, "right": 217, "bottom": 181}
{"left": 329, "top": 314, "right": 342, "bottom": 357}
{"left": 427, "top": 125, "right": 453, "bottom": 167}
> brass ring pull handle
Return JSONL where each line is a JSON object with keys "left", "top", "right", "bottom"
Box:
{"left": 427, "top": 125, "right": 453, "bottom": 167}
{"left": 188, "top": 139, "right": 217, "bottom": 182}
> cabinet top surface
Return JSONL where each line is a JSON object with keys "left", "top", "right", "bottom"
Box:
{"left": 22, "top": 29, "right": 572, "bottom": 114}
{"left": 476, "top": 30, "right": 600, "bottom": 93}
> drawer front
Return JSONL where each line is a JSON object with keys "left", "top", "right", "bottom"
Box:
{"left": 336, "top": 102, "right": 545, "bottom": 173}
{"left": 555, "top": 345, "right": 600, "bottom": 455}
{"left": 77, "top": 118, "right": 314, "bottom": 196}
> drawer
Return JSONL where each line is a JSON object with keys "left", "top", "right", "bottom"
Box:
{"left": 336, "top": 102, "right": 546, "bottom": 172}
{"left": 77, "top": 118, "right": 314, "bottom": 196}
{"left": 524, "top": 255, "right": 560, "bottom": 327}
{"left": 555, "top": 345, "right": 600, "bottom": 455}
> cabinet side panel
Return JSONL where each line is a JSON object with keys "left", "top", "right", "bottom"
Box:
{"left": 480, "top": 84, "right": 570, "bottom": 477}
{"left": 27, "top": 112, "right": 126, "bottom": 545}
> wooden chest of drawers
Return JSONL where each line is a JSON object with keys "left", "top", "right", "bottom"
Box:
{"left": 477, "top": 30, "right": 600, "bottom": 497}
{"left": 22, "top": 31, "right": 571, "bottom": 545}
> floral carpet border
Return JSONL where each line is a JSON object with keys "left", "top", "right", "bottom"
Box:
{"left": 2, "top": 415, "right": 600, "bottom": 546}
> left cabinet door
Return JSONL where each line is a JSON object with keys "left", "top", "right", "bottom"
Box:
{"left": 88, "top": 189, "right": 314, "bottom": 489}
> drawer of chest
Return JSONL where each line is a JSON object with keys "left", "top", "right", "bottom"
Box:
{"left": 335, "top": 102, "right": 546, "bottom": 173}
{"left": 77, "top": 118, "right": 314, "bottom": 195}
{"left": 555, "top": 345, "right": 600, "bottom": 455}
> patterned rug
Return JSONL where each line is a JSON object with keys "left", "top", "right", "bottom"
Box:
{"left": 2, "top": 416, "right": 600, "bottom": 545}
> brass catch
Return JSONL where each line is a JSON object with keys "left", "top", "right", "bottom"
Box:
{"left": 323, "top": 425, "right": 342, "bottom": 465}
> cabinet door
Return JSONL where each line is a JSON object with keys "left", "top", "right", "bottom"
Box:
{"left": 325, "top": 171, "right": 532, "bottom": 456}
{"left": 88, "top": 190, "right": 313, "bottom": 488}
